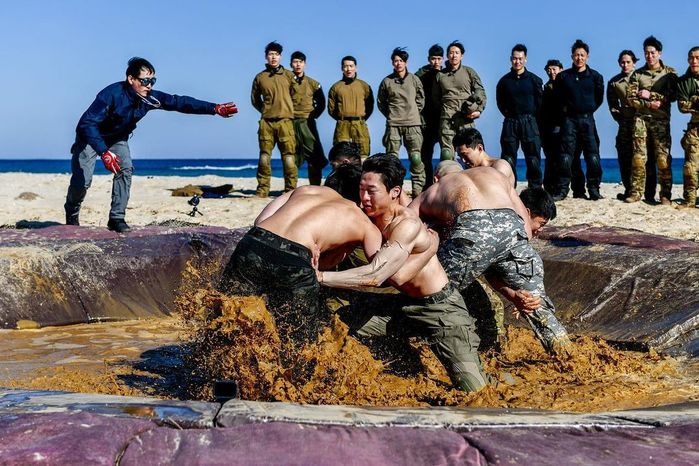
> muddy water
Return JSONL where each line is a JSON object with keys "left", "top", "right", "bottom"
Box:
{"left": 2, "top": 288, "right": 698, "bottom": 413}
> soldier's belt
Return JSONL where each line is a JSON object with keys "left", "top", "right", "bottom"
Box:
{"left": 264, "top": 117, "right": 291, "bottom": 122}
{"left": 413, "top": 283, "right": 455, "bottom": 305}
{"left": 338, "top": 116, "right": 364, "bottom": 121}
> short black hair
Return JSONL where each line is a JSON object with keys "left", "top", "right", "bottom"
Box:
{"left": 265, "top": 41, "right": 283, "bottom": 55}
{"left": 571, "top": 39, "right": 589, "bottom": 55}
{"left": 428, "top": 44, "right": 444, "bottom": 57}
{"left": 511, "top": 43, "right": 527, "bottom": 56}
{"left": 328, "top": 141, "right": 361, "bottom": 164}
{"left": 362, "top": 153, "right": 406, "bottom": 192}
{"left": 689, "top": 46, "right": 699, "bottom": 56}
{"left": 290, "top": 51, "right": 306, "bottom": 62}
{"left": 520, "top": 188, "right": 557, "bottom": 221}
{"left": 391, "top": 47, "right": 409, "bottom": 62}
{"left": 643, "top": 35, "right": 663, "bottom": 52}
{"left": 341, "top": 55, "right": 357, "bottom": 66}
{"left": 324, "top": 163, "right": 362, "bottom": 203}
{"left": 126, "top": 57, "right": 154, "bottom": 78}
{"left": 447, "top": 41, "right": 465, "bottom": 55}
{"left": 618, "top": 50, "right": 638, "bottom": 64}
{"left": 545, "top": 59, "right": 563, "bottom": 70}
{"left": 452, "top": 127, "right": 484, "bottom": 149}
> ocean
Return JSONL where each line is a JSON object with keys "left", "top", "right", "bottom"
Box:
{"left": 0, "top": 158, "right": 686, "bottom": 184}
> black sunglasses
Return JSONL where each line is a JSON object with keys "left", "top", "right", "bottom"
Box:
{"left": 135, "top": 77, "right": 157, "bottom": 86}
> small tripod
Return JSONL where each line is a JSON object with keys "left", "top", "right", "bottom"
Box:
{"left": 187, "top": 195, "right": 203, "bottom": 217}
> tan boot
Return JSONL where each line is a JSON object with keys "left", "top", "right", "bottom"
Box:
{"left": 660, "top": 197, "right": 672, "bottom": 206}
{"left": 624, "top": 193, "right": 641, "bottom": 203}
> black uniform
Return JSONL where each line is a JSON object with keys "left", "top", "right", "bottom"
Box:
{"left": 415, "top": 65, "right": 442, "bottom": 188}
{"left": 539, "top": 79, "right": 562, "bottom": 194}
{"left": 553, "top": 66, "right": 605, "bottom": 199}
{"left": 496, "top": 69, "right": 544, "bottom": 188}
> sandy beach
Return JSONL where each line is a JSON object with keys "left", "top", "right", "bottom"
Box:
{"left": 1, "top": 173, "right": 697, "bottom": 242}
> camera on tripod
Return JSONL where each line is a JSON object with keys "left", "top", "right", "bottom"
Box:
{"left": 187, "top": 195, "right": 203, "bottom": 217}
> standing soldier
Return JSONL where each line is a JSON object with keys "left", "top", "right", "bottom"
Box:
{"left": 378, "top": 47, "right": 426, "bottom": 196}
{"left": 552, "top": 39, "right": 604, "bottom": 201}
{"left": 290, "top": 51, "right": 327, "bottom": 186}
{"left": 540, "top": 59, "right": 564, "bottom": 195}
{"left": 327, "top": 56, "right": 374, "bottom": 159}
{"left": 415, "top": 44, "right": 444, "bottom": 190}
{"left": 677, "top": 46, "right": 699, "bottom": 208}
{"left": 496, "top": 44, "right": 544, "bottom": 188}
{"left": 607, "top": 50, "right": 658, "bottom": 201}
{"left": 433, "top": 40, "right": 487, "bottom": 161}
{"left": 251, "top": 41, "right": 297, "bottom": 197}
{"left": 625, "top": 36, "right": 678, "bottom": 205}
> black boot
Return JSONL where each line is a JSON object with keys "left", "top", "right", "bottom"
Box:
{"left": 107, "top": 218, "right": 131, "bottom": 233}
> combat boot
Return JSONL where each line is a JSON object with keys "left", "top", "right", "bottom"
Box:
{"left": 107, "top": 218, "right": 131, "bottom": 233}
{"left": 660, "top": 197, "right": 672, "bottom": 206}
{"left": 624, "top": 193, "right": 641, "bottom": 203}
{"left": 66, "top": 214, "right": 80, "bottom": 226}
{"left": 588, "top": 189, "right": 603, "bottom": 201}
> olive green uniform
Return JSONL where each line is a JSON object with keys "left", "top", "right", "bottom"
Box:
{"left": 327, "top": 77, "right": 374, "bottom": 158}
{"left": 377, "top": 71, "right": 426, "bottom": 196}
{"left": 433, "top": 65, "right": 487, "bottom": 160}
{"left": 626, "top": 62, "right": 678, "bottom": 201}
{"left": 292, "top": 74, "right": 327, "bottom": 186}
{"left": 677, "top": 69, "right": 699, "bottom": 206}
{"left": 251, "top": 66, "right": 298, "bottom": 196}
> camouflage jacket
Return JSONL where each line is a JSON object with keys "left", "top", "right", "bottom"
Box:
{"left": 677, "top": 69, "right": 699, "bottom": 124}
{"left": 607, "top": 71, "right": 635, "bottom": 123}
{"left": 291, "top": 74, "right": 325, "bottom": 120}
{"left": 627, "top": 61, "right": 678, "bottom": 120}
{"left": 377, "top": 71, "right": 424, "bottom": 126}
{"left": 251, "top": 65, "right": 295, "bottom": 119}
{"left": 433, "top": 64, "right": 487, "bottom": 119}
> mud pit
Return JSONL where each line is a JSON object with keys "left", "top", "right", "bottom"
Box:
{"left": 177, "top": 289, "right": 699, "bottom": 413}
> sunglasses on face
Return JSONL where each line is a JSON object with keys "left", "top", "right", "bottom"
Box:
{"left": 135, "top": 77, "right": 157, "bottom": 86}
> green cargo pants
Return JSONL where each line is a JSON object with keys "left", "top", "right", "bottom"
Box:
{"left": 383, "top": 125, "right": 426, "bottom": 196}
{"left": 333, "top": 119, "right": 371, "bottom": 159}
{"left": 257, "top": 118, "right": 298, "bottom": 196}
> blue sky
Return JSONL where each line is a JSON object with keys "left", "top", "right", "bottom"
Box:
{"left": 1, "top": 0, "right": 696, "bottom": 159}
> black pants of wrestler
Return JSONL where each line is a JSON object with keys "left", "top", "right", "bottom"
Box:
{"left": 437, "top": 209, "right": 570, "bottom": 353}
{"left": 558, "top": 114, "right": 602, "bottom": 197}
{"left": 500, "top": 115, "right": 543, "bottom": 188}
{"left": 339, "top": 286, "right": 487, "bottom": 392}
{"left": 218, "top": 226, "right": 322, "bottom": 348}
{"left": 420, "top": 121, "right": 440, "bottom": 191}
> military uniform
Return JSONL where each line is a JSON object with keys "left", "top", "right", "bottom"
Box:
{"left": 327, "top": 77, "right": 374, "bottom": 158}
{"left": 677, "top": 68, "right": 699, "bottom": 206}
{"left": 608, "top": 71, "right": 657, "bottom": 200}
{"left": 251, "top": 66, "right": 297, "bottom": 196}
{"left": 433, "top": 65, "right": 487, "bottom": 160}
{"left": 553, "top": 66, "right": 605, "bottom": 199}
{"left": 437, "top": 208, "right": 570, "bottom": 354}
{"left": 218, "top": 226, "right": 323, "bottom": 348}
{"left": 340, "top": 284, "right": 487, "bottom": 392}
{"left": 540, "top": 79, "right": 563, "bottom": 195}
{"left": 292, "top": 74, "right": 327, "bottom": 186}
{"left": 415, "top": 65, "right": 442, "bottom": 189}
{"left": 378, "top": 71, "right": 426, "bottom": 196}
{"left": 496, "top": 69, "right": 544, "bottom": 188}
{"left": 626, "top": 61, "right": 678, "bottom": 202}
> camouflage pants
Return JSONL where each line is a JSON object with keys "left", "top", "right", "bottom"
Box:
{"left": 437, "top": 209, "right": 570, "bottom": 353}
{"left": 681, "top": 125, "right": 699, "bottom": 204}
{"left": 339, "top": 284, "right": 487, "bottom": 392}
{"left": 257, "top": 119, "right": 298, "bottom": 196}
{"left": 630, "top": 117, "right": 673, "bottom": 200}
{"left": 334, "top": 120, "right": 371, "bottom": 158}
{"left": 218, "top": 226, "right": 322, "bottom": 348}
{"left": 439, "top": 113, "right": 475, "bottom": 160}
{"left": 383, "top": 125, "right": 426, "bottom": 196}
{"left": 293, "top": 118, "right": 327, "bottom": 186}
{"left": 617, "top": 119, "right": 658, "bottom": 199}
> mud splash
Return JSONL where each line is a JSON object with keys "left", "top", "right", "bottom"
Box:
{"left": 178, "top": 289, "right": 699, "bottom": 412}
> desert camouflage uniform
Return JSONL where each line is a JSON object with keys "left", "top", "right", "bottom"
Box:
{"left": 677, "top": 69, "right": 699, "bottom": 205}
{"left": 626, "top": 62, "right": 678, "bottom": 200}
{"left": 433, "top": 65, "right": 487, "bottom": 160}
{"left": 218, "top": 227, "right": 322, "bottom": 348}
{"left": 437, "top": 208, "right": 570, "bottom": 353}
{"left": 340, "top": 284, "right": 487, "bottom": 392}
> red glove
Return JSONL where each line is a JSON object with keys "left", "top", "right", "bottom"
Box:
{"left": 101, "top": 150, "right": 122, "bottom": 175}
{"left": 215, "top": 102, "right": 238, "bottom": 117}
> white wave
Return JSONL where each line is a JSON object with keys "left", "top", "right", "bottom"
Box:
{"left": 173, "top": 164, "right": 257, "bottom": 171}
